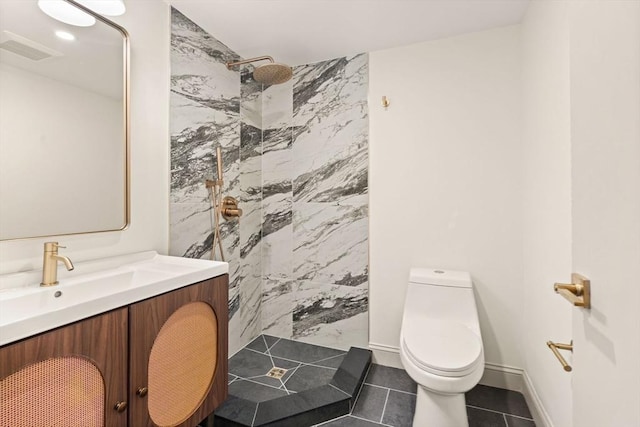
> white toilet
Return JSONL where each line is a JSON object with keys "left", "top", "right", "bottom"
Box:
{"left": 400, "top": 268, "right": 484, "bottom": 427}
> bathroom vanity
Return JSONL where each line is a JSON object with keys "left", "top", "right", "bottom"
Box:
{"left": 0, "top": 252, "right": 229, "bottom": 427}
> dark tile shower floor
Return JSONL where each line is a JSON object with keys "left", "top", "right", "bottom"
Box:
{"left": 213, "top": 335, "right": 370, "bottom": 426}
{"left": 228, "top": 335, "right": 348, "bottom": 400}
{"left": 211, "top": 335, "right": 536, "bottom": 427}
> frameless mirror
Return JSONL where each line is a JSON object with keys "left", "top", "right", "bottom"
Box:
{"left": 0, "top": 0, "right": 129, "bottom": 240}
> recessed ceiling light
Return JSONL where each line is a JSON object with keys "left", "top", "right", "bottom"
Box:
{"left": 38, "top": 0, "right": 96, "bottom": 27}
{"left": 55, "top": 30, "right": 75, "bottom": 41}
{"left": 77, "top": 0, "right": 126, "bottom": 17}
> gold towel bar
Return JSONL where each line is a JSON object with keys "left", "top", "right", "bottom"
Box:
{"left": 547, "top": 340, "right": 573, "bottom": 372}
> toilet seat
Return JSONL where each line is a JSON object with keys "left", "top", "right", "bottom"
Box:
{"left": 402, "top": 318, "right": 482, "bottom": 378}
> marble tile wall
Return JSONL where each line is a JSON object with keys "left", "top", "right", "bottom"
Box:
{"left": 170, "top": 6, "right": 368, "bottom": 352}
{"left": 237, "top": 68, "right": 263, "bottom": 351}
{"left": 169, "top": 8, "right": 262, "bottom": 355}
{"left": 261, "top": 54, "right": 370, "bottom": 350}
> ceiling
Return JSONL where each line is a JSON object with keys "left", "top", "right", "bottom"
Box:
{"left": 0, "top": 0, "right": 124, "bottom": 99}
{"left": 169, "top": 0, "right": 531, "bottom": 66}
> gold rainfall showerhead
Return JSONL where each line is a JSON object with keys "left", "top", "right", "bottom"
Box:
{"left": 226, "top": 55, "right": 292, "bottom": 85}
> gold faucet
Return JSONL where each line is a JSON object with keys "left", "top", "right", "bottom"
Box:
{"left": 40, "top": 242, "right": 74, "bottom": 287}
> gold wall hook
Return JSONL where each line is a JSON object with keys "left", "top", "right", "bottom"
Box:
{"left": 547, "top": 340, "right": 574, "bottom": 372}
{"left": 554, "top": 273, "right": 591, "bottom": 308}
{"left": 381, "top": 96, "right": 390, "bottom": 108}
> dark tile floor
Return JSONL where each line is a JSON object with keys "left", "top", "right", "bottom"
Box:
{"left": 314, "top": 365, "right": 536, "bottom": 427}
{"left": 217, "top": 335, "right": 535, "bottom": 427}
{"left": 228, "top": 334, "right": 348, "bottom": 401}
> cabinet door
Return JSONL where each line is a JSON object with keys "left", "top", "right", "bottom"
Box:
{"left": 129, "top": 275, "right": 229, "bottom": 427}
{"left": 0, "top": 308, "right": 128, "bottom": 427}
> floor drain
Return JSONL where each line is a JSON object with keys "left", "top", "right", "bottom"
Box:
{"left": 266, "top": 367, "right": 287, "bottom": 379}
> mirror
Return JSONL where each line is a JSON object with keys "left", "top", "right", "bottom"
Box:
{"left": 0, "top": 0, "right": 129, "bottom": 240}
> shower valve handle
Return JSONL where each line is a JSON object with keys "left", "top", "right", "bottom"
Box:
{"left": 222, "top": 207, "right": 243, "bottom": 218}
{"left": 221, "top": 196, "right": 242, "bottom": 220}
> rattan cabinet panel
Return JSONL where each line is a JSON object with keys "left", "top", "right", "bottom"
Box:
{"left": 0, "top": 274, "right": 229, "bottom": 427}
{"left": 129, "top": 275, "right": 229, "bottom": 427}
{"left": 0, "top": 308, "right": 129, "bottom": 427}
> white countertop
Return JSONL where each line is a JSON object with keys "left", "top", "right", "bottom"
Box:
{"left": 0, "top": 251, "right": 228, "bottom": 346}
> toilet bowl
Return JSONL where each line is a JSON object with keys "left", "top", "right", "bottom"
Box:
{"left": 399, "top": 268, "right": 484, "bottom": 427}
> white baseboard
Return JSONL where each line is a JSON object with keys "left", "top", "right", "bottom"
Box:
{"left": 522, "top": 371, "right": 554, "bottom": 427}
{"left": 479, "top": 362, "right": 524, "bottom": 392}
{"left": 369, "top": 341, "right": 403, "bottom": 368}
{"left": 368, "top": 342, "right": 552, "bottom": 427}
{"left": 481, "top": 364, "right": 553, "bottom": 427}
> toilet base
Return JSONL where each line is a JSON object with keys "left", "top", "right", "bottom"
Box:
{"left": 413, "top": 386, "right": 468, "bottom": 427}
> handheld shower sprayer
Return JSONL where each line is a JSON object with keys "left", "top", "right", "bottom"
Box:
{"left": 206, "top": 145, "right": 225, "bottom": 261}
{"left": 206, "top": 145, "right": 242, "bottom": 262}
{"left": 215, "top": 146, "right": 223, "bottom": 184}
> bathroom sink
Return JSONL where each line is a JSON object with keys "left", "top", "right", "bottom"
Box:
{"left": 0, "top": 251, "right": 228, "bottom": 346}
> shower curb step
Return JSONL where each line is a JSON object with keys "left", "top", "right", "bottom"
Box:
{"left": 213, "top": 347, "right": 372, "bottom": 427}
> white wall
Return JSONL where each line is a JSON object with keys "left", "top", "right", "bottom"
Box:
{"left": 369, "top": 26, "right": 523, "bottom": 369}
{"left": 570, "top": 1, "right": 640, "bottom": 426}
{"left": 0, "top": 0, "right": 170, "bottom": 274}
{"left": 520, "top": 2, "right": 640, "bottom": 426}
{"left": 520, "top": 2, "right": 573, "bottom": 426}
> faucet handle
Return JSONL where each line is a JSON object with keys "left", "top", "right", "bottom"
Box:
{"left": 43, "top": 242, "right": 66, "bottom": 252}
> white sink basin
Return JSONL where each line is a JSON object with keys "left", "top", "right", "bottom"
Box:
{"left": 0, "top": 251, "right": 228, "bottom": 346}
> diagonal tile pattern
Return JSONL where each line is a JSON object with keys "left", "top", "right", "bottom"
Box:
{"left": 269, "top": 334, "right": 346, "bottom": 363}
{"left": 214, "top": 335, "right": 370, "bottom": 426}
{"left": 261, "top": 54, "right": 370, "bottom": 352}
{"left": 314, "top": 364, "right": 536, "bottom": 427}
{"left": 228, "top": 334, "right": 348, "bottom": 398}
{"left": 213, "top": 337, "right": 535, "bottom": 427}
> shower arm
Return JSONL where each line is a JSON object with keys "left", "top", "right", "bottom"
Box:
{"left": 226, "top": 56, "right": 274, "bottom": 69}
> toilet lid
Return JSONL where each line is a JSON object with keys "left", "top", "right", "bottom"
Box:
{"left": 403, "top": 318, "right": 482, "bottom": 377}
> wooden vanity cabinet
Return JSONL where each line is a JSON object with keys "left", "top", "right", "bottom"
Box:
{"left": 0, "top": 274, "right": 228, "bottom": 427}
{"left": 129, "top": 275, "right": 229, "bottom": 427}
{"left": 0, "top": 308, "right": 129, "bottom": 427}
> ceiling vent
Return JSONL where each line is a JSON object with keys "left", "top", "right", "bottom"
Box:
{"left": 0, "top": 31, "right": 62, "bottom": 61}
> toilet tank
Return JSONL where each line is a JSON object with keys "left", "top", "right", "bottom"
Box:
{"left": 405, "top": 268, "right": 480, "bottom": 334}
{"left": 409, "top": 268, "right": 472, "bottom": 288}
